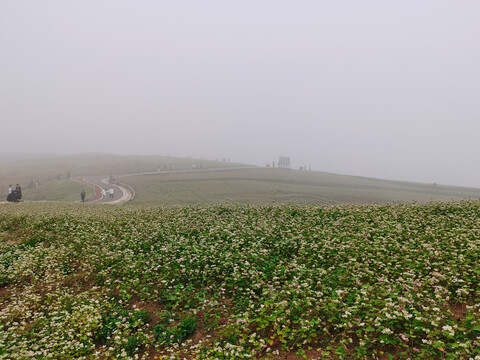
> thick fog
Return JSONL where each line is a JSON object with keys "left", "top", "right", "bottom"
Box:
{"left": 1, "top": 1, "right": 479, "bottom": 187}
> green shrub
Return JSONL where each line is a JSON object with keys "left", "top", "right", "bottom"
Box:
{"left": 125, "top": 336, "right": 142, "bottom": 357}
{"left": 153, "top": 316, "right": 196, "bottom": 345}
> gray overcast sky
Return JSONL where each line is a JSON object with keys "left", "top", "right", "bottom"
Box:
{"left": 1, "top": 1, "right": 480, "bottom": 187}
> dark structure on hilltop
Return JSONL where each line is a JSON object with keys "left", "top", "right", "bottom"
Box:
{"left": 278, "top": 156, "right": 290, "bottom": 169}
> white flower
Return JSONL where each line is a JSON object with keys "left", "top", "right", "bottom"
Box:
{"left": 442, "top": 325, "right": 455, "bottom": 337}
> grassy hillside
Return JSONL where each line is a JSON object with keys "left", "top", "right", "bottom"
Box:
{"left": 0, "top": 153, "right": 242, "bottom": 203}
{"left": 2, "top": 153, "right": 480, "bottom": 204}
{"left": 1, "top": 202, "right": 479, "bottom": 359}
{"left": 22, "top": 179, "right": 96, "bottom": 203}
{"left": 122, "top": 167, "right": 480, "bottom": 205}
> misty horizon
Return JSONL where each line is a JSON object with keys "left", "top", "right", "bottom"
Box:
{"left": 1, "top": 1, "right": 479, "bottom": 187}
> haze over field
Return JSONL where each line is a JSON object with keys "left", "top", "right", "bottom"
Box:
{"left": 1, "top": 1, "right": 479, "bottom": 187}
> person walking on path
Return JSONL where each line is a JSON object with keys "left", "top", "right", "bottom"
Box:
{"left": 101, "top": 188, "right": 106, "bottom": 200}
{"left": 109, "top": 188, "right": 114, "bottom": 199}
{"left": 80, "top": 190, "right": 86, "bottom": 203}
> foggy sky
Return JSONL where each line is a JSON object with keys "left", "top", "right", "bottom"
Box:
{"left": 1, "top": 1, "right": 479, "bottom": 187}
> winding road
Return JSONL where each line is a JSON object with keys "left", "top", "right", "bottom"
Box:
{"left": 74, "top": 166, "right": 255, "bottom": 205}
{"left": 73, "top": 176, "right": 134, "bottom": 204}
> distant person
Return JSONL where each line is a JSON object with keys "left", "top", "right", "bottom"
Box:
{"left": 7, "top": 184, "right": 21, "bottom": 202}
{"left": 109, "top": 188, "right": 114, "bottom": 199}
{"left": 6, "top": 185, "right": 14, "bottom": 202}
{"left": 101, "top": 188, "right": 106, "bottom": 200}
{"left": 80, "top": 190, "right": 86, "bottom": 203}
{"left": 15, "top": 184, "right": 22, "bottom": 201}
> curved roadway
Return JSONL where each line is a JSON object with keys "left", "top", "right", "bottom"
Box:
{"left": 74, "top": 166, "right": 255, "bottom": 205}
{"left": 73, "top": 176, "right": 133, "bottom": 204}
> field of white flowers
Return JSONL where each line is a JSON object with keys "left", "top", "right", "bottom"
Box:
{"left": 0, "top": 202, "right": 479, "bottom": 359}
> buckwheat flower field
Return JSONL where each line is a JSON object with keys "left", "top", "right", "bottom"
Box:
{"left": 0, "top": 202, "right": 479, "bottom": 359}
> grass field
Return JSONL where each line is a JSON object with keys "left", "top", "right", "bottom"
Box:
{"left": 0, "top": 153, "right": 243, "bottom": 204}
{"left": 2, "top": 153, "right": 480, "bottom": 205}
{"left": 123, "top": 168, "right": 480, "bottom": 205}
{"left": 0, "top": 202, "right": 479, "bottom": 359}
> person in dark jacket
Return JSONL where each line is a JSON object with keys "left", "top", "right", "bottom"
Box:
{"left": 15, "top": 184, "right": 22, "bottom": 201}
{"left": 7, "top": 184, "right": 21, "bottom": 202}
